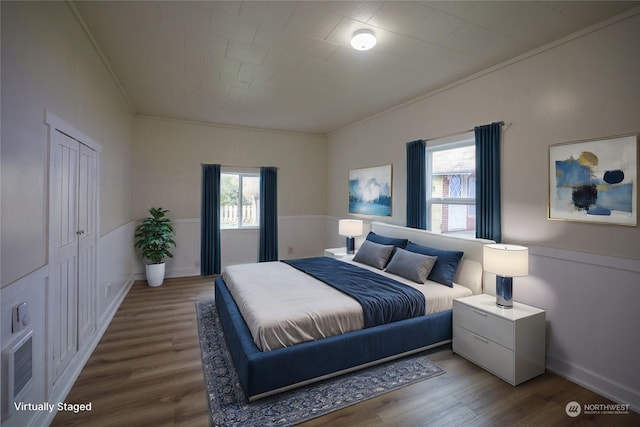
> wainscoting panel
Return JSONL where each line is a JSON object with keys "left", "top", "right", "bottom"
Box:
{"left": 220, "top": 228, "right": 259, "bottom": 268}
{"left": 514, "top": 246, "right": 640, "bottom": 412}
{"left": 0, "top": 267, "right": 47, "bottom": 427}
{"left": 141, "top": 216, "right": 331, "bottom": 280}
{"left": 1, "top": 219, "right": 137, "bottom": 427}
{"left": 278, "top": 215, "right": 328, "bottom": 260}
{"left": 97, "top": 221, "right": 136, "bottom": 325}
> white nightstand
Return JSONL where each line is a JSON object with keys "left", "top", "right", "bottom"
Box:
{"left": 323, "top": 247, "right": 355, "bottom": 259}
{"left": 453, "top": 294, "right": 546, "bottom": 385}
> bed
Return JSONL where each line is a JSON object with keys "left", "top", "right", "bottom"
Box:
{"left": 214, "top": 221, "right": 494, "bottom": 400}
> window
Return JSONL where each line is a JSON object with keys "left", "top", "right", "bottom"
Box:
{"left": 220, "top": 171, "right": 260, "bottom": 229}
{"left": 427, "top": 132, "right": 476, "bottom": 237}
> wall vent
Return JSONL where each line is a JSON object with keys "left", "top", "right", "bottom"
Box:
{"left": 2, "top": 330, "right": 34, "bottom": 422}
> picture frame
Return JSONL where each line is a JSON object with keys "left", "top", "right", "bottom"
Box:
{"left": 548, "top": 134, "right": 637, "bottom": 226}
{"left": 349, "top": 164, "right": 392, "bottom": 216}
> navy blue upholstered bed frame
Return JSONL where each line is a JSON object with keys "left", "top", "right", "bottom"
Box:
{"left": 214, "top": 222, "right": 493, "bottom": 400}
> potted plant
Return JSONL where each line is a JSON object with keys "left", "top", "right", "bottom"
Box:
{"left": 134, "top": 207, "right": 176, "bottom": 287}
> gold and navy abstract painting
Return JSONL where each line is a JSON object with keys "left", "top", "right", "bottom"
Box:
{"left": 549, "top": 134, "right": 637, "bottom": 225}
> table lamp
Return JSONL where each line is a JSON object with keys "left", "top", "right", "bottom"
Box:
{"left": 483, "top": 244, "right": 529, "bottom": 308}
{"left": 338, "top": 219, "right": 363, "bottom": 254}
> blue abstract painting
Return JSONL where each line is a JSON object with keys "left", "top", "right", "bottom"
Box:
{"left": 549, "top": 135, "right": 637, "bottom": 225}
{"left": 349, "top": 164, "right": 392, "bottom": 216}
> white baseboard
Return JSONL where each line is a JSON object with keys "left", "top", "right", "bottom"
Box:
{"left": 133, "top": 268, "right": 200, "bottom": 283}
{"left": 99, "top": 276, "right": 135, "bottom": 326}
{"left": 166, "top": 268, "right": 200, "bottom": 278}
{"left": 546, "top": 354, "right": 640, "bottom": 413}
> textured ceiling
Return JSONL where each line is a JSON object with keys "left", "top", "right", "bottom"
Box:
{"left": 75, "top": 1, "right": 638, "bottom": 133}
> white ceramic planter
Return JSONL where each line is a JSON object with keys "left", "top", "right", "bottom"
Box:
{"left": 145, "top": 263, "right": 166, "bottom": 287}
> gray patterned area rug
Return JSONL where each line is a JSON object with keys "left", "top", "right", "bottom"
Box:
{"left": 196, "top": 299, "right": 445, "bottom": 427}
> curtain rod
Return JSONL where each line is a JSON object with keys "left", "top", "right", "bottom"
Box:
{"left": 200, "top": 164, "right": 279, "bottom": 169}
{"left": 424, "top": 121, "right": 508, "bottom": 143}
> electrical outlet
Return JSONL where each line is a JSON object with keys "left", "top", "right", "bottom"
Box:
{"left": 106, "top": 283, "right": 111, "bottom": 298}
{"left": 287, "top": 246, "right": 294, "bottom": 255}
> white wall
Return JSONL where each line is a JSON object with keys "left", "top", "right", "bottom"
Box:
{"left": 132, "top": 117, "right": 328, "bottom": 275}
{"left": 328, "top": 11, "right": 640, "bottom": 259}
{"left": 327, "top": 10, "right": 640, "bottom": 410}
{"left": 1, "top": 2, "right": 135, "bottom": 288}
{"left": 1, "top": 2, "right": 135, "bottom": 426}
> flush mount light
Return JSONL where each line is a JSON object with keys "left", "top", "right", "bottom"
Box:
{"left": 350, "top": 29, "right": 377, "bottom": 51}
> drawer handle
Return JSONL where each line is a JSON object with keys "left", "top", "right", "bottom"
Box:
{"left": 472, "top": 309, "right": 488, "bottom": 317}
{"left": 472, "top": 334, "right": 489, "bottom": 344}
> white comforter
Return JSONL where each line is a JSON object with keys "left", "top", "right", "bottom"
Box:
{"left": 222, "top": 259, "right": 472, "bottom": 351}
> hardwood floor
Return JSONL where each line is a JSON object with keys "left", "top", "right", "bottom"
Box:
{"left": 51, "top": 276, "right": 213, "bottom": 427}
{"left": 52, "top": 276, "right": 639, "bottom": 427}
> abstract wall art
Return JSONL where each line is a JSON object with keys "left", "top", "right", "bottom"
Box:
{"left": 549, "top": 134, "right": 637, "bottom": 225}
{"left": 349, "top": 164, "right": 392, "bottom": 216}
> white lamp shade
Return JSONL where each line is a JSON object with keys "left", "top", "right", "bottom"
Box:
{"left": 338, "top": 219, "right": 364, "bottom": 237}
{"left": 483, "top": 244, "right": 529, "bottom": 277}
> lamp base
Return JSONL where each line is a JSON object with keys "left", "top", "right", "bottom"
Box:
{"left": 346, "top": 237, "right": 355, "bottom": 254}
{"left": 496, "top": 275, "right": 513, "bottom": 308}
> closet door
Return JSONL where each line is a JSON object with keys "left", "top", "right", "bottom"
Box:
{"left": 50, "top": 130, "right": 80, "bottom": 381}
{"left": 49, "top": 130, "right": 98, "bottom": 385}
{"left": 77, "top": 144, "right": 97, "bottom": 346}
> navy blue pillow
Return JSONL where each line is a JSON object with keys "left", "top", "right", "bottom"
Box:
{"left": 365, "top": 232, "right": 408, "bottom": 249}
{"left": 405, "top": 242, "right": 463, "bottom": 287}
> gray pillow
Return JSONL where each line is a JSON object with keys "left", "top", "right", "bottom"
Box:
{"left": 352, "top": 240, "right": 395, "bottom": 270}
{"left": 385, "top": 248, "right": 438, "bottom": 284}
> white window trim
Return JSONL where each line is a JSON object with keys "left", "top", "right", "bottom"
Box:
{"left": 221, "top": 169, "right": 260, "bottom": 230}
{"left": 426, "top": 131, "right": 475, "bottom": 232}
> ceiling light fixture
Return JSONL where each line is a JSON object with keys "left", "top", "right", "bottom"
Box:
{"left": 350, "top": 29, "right": 377, "bottom": 51}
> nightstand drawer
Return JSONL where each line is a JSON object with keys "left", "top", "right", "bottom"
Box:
{"left": 453, "top": 324, "right": 515, "bottom": 384}
{"left": 453, "top": 300, "right": 514, "bottom": 349}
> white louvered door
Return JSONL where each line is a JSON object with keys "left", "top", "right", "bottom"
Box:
{"left": 49, "top": 129, "right": 98, "bottom": 384}
{"left": 50, "top": 131, "right": 80, "bottom": 381}
{"left": 77, "top": 143, "right": 98, "bottom": 347}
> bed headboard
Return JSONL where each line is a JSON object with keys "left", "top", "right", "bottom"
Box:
{"left": 370, "top": 222, "right": 495, "bottom": 295}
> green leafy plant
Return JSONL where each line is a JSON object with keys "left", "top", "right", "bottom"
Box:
{"left": 134, "top": 207, "right": 176, "bottom": 264}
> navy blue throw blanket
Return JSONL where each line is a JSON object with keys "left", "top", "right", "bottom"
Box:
{"left": 282, "top": 257, "right": 426, "bottom": 328}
